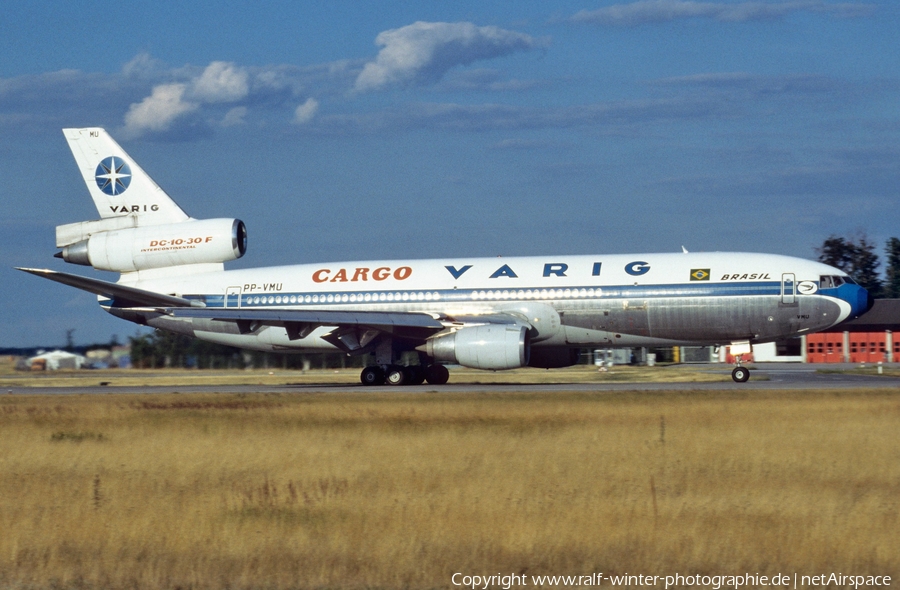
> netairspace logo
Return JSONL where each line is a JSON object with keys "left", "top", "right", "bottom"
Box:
{"left": 451, "top": 571, "right": 893, "bottom": 589}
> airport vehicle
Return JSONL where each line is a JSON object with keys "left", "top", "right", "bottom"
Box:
{"left": 18, "top": 128, "right": 872, "bottom": 384}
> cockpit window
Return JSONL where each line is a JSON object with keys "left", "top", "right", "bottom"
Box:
{"left": 820, "top": 275, "right": 849, "bottom": 288}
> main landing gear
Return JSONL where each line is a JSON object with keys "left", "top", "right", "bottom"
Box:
{"left": 360, "top": 337, "right": 450, "bottom": 386}
{"left": 360, "top": 364, "right": 450, "bottom": 386}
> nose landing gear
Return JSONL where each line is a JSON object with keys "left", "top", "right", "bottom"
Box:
{"left": 731, "top": 365, "right": 750, "bottom": 383}
{"left": 728, "top": 342, "right": 753, "bottom": 383}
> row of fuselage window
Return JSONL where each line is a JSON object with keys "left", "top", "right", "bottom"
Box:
{"left": 239, "top": 287, "right": 606, "bottom": 306}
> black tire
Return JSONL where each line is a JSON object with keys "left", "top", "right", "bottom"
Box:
{"left": 732, "top": 366, "right": 750, "bottom": 383}
{"left": 407, "top": 365, "right": 426, "bottom": 386}
{"left": 385, "top": 365, "right": 408, "bottom": 386}
{"left": 360, "top": 366, "right": 385, "bottom": 386}
{"left": 424, "top": 364, "right": 450, "bottom": 385}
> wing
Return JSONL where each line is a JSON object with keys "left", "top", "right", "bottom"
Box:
{"left": 18, "top": 267, "right": 529, "bottom": 355}
{"left": 164, "top": 308, "right": 523, "bottom": 355}
{"left": 165, "top": 307, "right": 442, "bottom": 329}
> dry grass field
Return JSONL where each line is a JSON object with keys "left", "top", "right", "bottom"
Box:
{"left": 0, "top": 388, "right": 897, "bottom": 589}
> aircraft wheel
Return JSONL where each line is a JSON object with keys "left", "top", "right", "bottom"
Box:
{"left": 385, "top": 365, "right": 408, "bottom": 386}
{"left": 360, "top": 366, "right": 385, "bottom": 386}
{"left": 424, "top": 364, "right": 450, "bottom": 385}
{"left": 731, "top": 366, "right": 750, "bottom": 383}
{"left": 407, "top": 366, "right": 426, "bottom": 385}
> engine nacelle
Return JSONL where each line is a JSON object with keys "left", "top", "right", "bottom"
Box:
{"left": 422, "top": 325, "right": 530, "bottom": 370}
{"left": 58, "top": 218, "right": 247, "bottom": 272}
{"left": 528, "top": 346, "right": 581, "bottom": 368}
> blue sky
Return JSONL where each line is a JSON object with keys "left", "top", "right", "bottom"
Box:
{"left": 2, "top": 0, "right": 897, "bottom": 348}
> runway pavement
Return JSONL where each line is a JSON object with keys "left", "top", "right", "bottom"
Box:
{"left": 3, "top": 363, "right": 898, "bottom": 395}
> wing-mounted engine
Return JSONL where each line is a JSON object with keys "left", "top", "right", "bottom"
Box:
{"left": 419, "top": 324, "right": 530, "bottom": 370}
{"left": 55, "top": 218, "right": 247, "bottom": 273}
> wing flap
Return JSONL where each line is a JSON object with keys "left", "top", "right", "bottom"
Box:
{"left": 166, "top": 307, "right": 444, "bottom": 330}
{"left": 168, "top": 307, "right": 446, "bottom": 355}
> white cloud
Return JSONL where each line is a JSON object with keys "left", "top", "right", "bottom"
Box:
{"left": 123, "top": 83, "right": 197, "bottom": 135}
{"left": 221, "top": 106, "right": 248, "bottom": 127}
{"left": 293, "top": 98, "right": 319, "bottom": 124}
{"left": 121, "top": 52, "right": 166, "bottom": 78}
{"left": 354, "top": 21, "right": 540, "bottom": 92}
{"left": 436, "top": 68, "right": 544, "bottom": 92}
{"left": 571, "top": 0, "right": 875, "bottom": 26}
{"left": 123, "top": 61, "right": 252, "bottom": 136}
{"left": 192, "top": 61, "right": 249, "bottom": 103}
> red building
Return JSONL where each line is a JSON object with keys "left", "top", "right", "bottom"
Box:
{"left": 805, "top": 299, "right": 899, "bottom": 363}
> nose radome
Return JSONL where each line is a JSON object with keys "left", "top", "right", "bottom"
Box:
{"left": 862, "top": 290, "right": 875, "bottom": 315}
{"left": 850, "top": 285, "right": 874, "bottom": 319}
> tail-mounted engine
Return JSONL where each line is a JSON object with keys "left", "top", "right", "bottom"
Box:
{"left": 55, "top": 218, "right": 247, "bottom": 273}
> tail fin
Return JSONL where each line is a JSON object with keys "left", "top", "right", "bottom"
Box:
{"left": 55, "top": 128, "right": 245, "bottom": 274}
{"left": 63, "top": 128, "right": 190, "bottom": 224}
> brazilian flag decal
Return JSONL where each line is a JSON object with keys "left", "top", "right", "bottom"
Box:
{"left": 690, "top": 269, "right": 711, "bottom": 281}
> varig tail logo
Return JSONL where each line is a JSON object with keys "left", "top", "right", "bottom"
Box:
{"left": 95, "top": 156, "right": 132, "bottom": 196}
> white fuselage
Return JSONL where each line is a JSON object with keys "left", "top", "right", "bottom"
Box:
{"left": 112, "top": 251, "right": 860, "bottom": 353}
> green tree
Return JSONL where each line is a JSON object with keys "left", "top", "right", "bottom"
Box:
{"left": 852, "top": 235, "right": 883, "bottom": 297}
{"left": 127, "top": 330, "right": 364, "bottom": 371}
{"left": 817, "top": 236, "right": 855, "bottom": 271}
{"left": 885, "top": 237, "right": 900, "bottom": 298}
{"left": 816, "top": 234, "right": 883, "bottom": 297}
{"left": 128, "top": 333, "right": 156, "bottom": 368}
{"left": 151, "top": 331, "right": 192, "bottom": 368}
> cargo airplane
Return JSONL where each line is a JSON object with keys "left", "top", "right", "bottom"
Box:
{"left": 18, "top": 128, "right": 872, "bottom": 384}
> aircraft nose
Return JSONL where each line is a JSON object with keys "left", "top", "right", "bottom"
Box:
{"left": 863, "top": 289, "right": 875, "bottom": 315}
{"left": 849, "top": 285, "right": 874, "bottom": 319}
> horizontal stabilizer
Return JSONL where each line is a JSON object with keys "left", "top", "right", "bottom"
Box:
{"left": 16, "top": 268, "right": 201, "bottom": 308}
